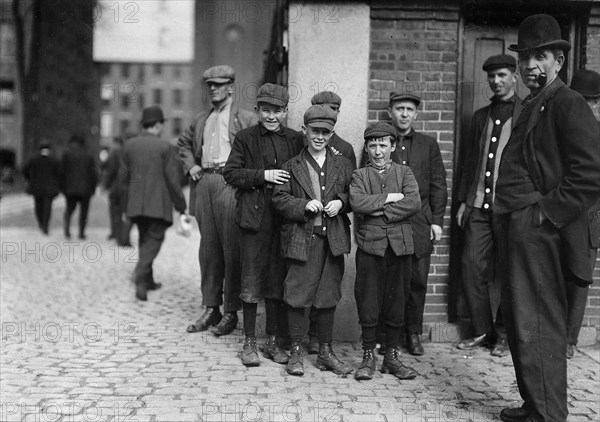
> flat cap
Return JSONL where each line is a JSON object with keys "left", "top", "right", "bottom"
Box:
{"left": 304, "top": 104, "right": 337, "bottom": 131}
{"left": 482, "top": 54, "right": 517, "bottom": 72}
{"left": 257, "top": 83, "right": 289, "bottom": 107}
{"left": 570, "top": 69, "right": 600, "bottom": 99}
{"left": 364, "top": 122, "right": 396, "bottom": 140}
{"left": 203, "top": 65, "right": 235, "bottom": 84}
{"left": 311, "top": 91, "right": 342, "bottom": 107}
{"left": 389, "top": 91, "right": 421, "bottom": 107}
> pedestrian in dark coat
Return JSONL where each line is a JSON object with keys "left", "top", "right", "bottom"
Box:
{"left": 223, "top": 83, "right": 304, "bottom": 367}
{"left": 61, "top": 135, "right": 98, "bottom": 239}
{"left": 119, "top": 106, "right": 187, "bottom": 301}
{"left": 272, "top": 104, "right": 354, "bottom": 377}
{"left": 23, "top": 144, "right": 61, "bottom": 234}
{"left": 494, "top": 15, "right": 600, "bottom": 422}
{"left": 350, "top": 122, "right": 421, "bottom": 381}
{"left": 102, "top": 136, "right": 132, "bottom": 246}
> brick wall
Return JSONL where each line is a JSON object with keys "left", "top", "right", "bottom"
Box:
{"left": 585, "top": 5, "right": 600, "bottom": 331}
{"left": 369, "top": 3, "right": 460, "bottom": 334}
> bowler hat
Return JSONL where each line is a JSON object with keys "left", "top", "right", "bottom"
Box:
{"left": 257, "top": 83, "right": 289, "bottom": 107}
{"left": 311, "top": 91, "right": 342, "bottom": 107}
{"left": 482, "top": 54, "right": 517, "bottom": 72}
{"left": 141, "top": 106, "right": 165, "bottom": 125}
{"left": 203, "top": 65, "right": 235, "bottom": 84}
{"left": 508, "top": 14, "right": 571, "bottom": 53}
{"left": 389, "top": 92, "right": 421, "bottom": 107}
{"left": 570, "top": 69, "right": 600, "bottom": 99}
{"left": 364, "top": 122, "right": 396, "bottom": 140}
{"left": 304, "top": 104, "right": 337, "bottom": 131}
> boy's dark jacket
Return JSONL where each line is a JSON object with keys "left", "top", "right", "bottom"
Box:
{"left": 272, "top": 147, "right": 354, "bottom": 261}
{"left": 223, "top": 124, "right": 304, "bottom": 232}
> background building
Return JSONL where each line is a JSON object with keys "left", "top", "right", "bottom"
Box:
{"left": 97, "top": 63, "right": 194, "bottom": 146}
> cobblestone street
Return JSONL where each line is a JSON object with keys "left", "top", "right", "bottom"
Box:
{"left": 1, "top": 192, "right": 598, "bottom": 422}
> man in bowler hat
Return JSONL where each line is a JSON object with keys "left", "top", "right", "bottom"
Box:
{"left": 120, "top": 106, "right": 187, "bottom": 301}
{"left": 455, "top": 54, "right": 522, "bottom": 357}
{"left": 494, "top": 14, "right": 600, "bottom": 422}
{"left": 564, "top": 69, "right": 600, "bottom": 359}
{"left": 178, "top": 65, "right": 257, "bottom": 335}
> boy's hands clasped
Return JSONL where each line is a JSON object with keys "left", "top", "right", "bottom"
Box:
{"left": 305, "top": 199, "right": 343, "bottom": 217}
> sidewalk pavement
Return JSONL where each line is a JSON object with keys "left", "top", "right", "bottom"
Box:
{"left": 1, "top": 193, "right": 599, "bottom": 422}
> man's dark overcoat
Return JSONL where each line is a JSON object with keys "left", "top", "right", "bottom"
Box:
{"left": 119, "top": 133, "right": 186, "bottom": 223}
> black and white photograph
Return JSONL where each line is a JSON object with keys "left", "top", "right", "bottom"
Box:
{"left": 1, "top": 0, "right": 599, "bottom": 421}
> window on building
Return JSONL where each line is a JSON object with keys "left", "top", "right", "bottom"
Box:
{"left": 153, "top": 89, "right": 162, "bottom": 105}
{"left": 172, "top": 118, "right": 182, "bottom": 136}
{"left": 139, "top": 66, "right": 145, "bottom": 82}
{"left": 173, "top": 66, "right": 182, "bottom": 78}
{"left": 154, "top": 64, "right": 162, "bottom": 75}
{"left": 121, "top": 63, "right": 130, "bottom": 78}
{"left": 139, "top": 92, "right": 145, "bottom": 109}
{"left": 122, "top": 95, "right": 130, "bottom": 109}
{"left": 173, "top": 89, "right": 182, "bottom": 106}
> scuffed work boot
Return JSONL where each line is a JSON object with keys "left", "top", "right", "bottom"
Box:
{"left": 286, "top": 342, "right": 304, "bottom": 376}
{"left": 241, "top": 337, "right": 260, "bottom": 367}
{"left": 381, "top": 347, "right": 417, "bottom": 380}
{"left": 316, "top": 343, "right": 353, "bottom": 376}
{"left": 354, "top": 348, "right": 376, "bottom": 381}
{"left": 263, "top": 335, "right": 289, "bottom": 364}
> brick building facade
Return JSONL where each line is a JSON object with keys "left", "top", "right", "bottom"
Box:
{"left": 288, "top": 1, "right": 600, "bottom": 343}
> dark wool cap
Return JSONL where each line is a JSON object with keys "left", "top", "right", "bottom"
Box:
{"left": 257, "top": 83, "right": 289, "bottom": 107}
{"left": 311, "top": 91, "right": 342, "bottom": 107}
{"left": 482, "top": 54, "right": 517, "bottom": 72}
{"left": 364, "top": 122, "right": 396, "bottom": 140}
{"left": 389, "top": 91, "right": 421, "bottom": 107}
{"left": 304, "top": 104, "right": 337, "bottom": 131}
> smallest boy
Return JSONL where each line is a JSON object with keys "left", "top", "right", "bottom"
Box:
{"left": 350, "top": 122, "right": 421, "bottom": 381}
{"left": 273, "top": 104, "right": 354, "bottom": 377}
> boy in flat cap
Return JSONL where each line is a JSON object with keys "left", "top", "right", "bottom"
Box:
{"left": 350, "top": 122, "right": 421, "bottom": 381}
{"left": 565, "top": 69, "right": 600, "bottom": 359}
{"left": 224, "top": 83, "right": 304, "bottom": 367}
{"left": 454, "top": 54, "right": 522, "bottom": 357}
{"left": 375, "top": 91, "right": 447, "bottom": 357}
{"left": 305, "top": 91, "right": 358, "bottom": 354}
{"left": 178, "top": 65, "right": 257, "bottom": 336}
{"left": 494, "top": 14, "right": 600, "bottom": 422}
{"left": 272, "top": 104, "right": 354, "bottom": 376}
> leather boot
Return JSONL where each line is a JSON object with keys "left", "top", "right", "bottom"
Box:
{"left": 286, "top": 342, "right": 304, "bottom": 376}
{"left": 354, "top": 348, "right": 376, "bottom": 380}
{"left": 263, "top": 335, "right": 289, "bottom": 364}
{"left": 241, "top": 337, "right": 260, "bottom": 367}
{"left": 381, "top": 347, "right": 417, "bottom": 380}
{"left": 316, "top": 343, "right": 353, "bottom": 376}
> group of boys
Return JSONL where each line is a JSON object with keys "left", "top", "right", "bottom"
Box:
{"left": 172, "top": 63, "right": 447, "bottom": 379}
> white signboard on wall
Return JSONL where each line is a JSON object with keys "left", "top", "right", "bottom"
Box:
{"left": 93, "top": 0, "right": 194, "bottom": 62}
